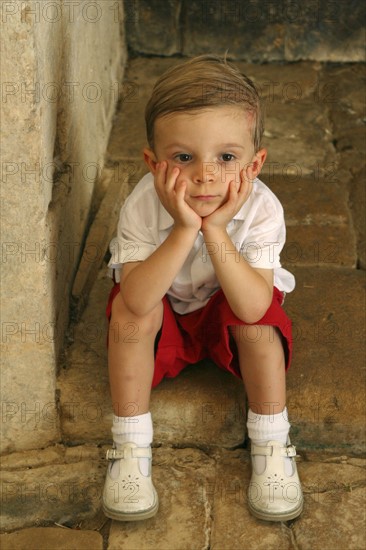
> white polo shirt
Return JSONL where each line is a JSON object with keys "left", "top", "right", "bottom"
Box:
{"left": 108, "top": 172, "right": 295, "bottom": 314}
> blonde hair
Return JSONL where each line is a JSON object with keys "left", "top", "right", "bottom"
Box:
{"left": 145, "top": 55, "right": 264, "bottom": 152}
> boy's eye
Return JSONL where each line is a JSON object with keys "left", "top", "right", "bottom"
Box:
{"left": 174, "top": 154, "right": 192, "bottom": 163}
{"left": 221, "top": 153, "right": 236, "bottom": 162}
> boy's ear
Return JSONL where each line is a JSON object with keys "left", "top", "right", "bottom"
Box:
{"left": 143, "top": 147, "right": 158, "bottom": 174}
{"left": 248, "top": 148, "right": 267, "bottom": 179}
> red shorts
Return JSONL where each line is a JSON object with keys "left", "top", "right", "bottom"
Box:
{"left": 106, "top": 285, "right": 293, "bottom": 388}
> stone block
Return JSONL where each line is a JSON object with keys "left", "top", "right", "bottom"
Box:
{"left": 285, "top": 4, "right": 365, "bottom": 62}
{"left": 321, "top": 64, "right": 365, "bottom": 124}
{"left": 151, "top": 362, "right": 246, "bottom": 448}
{"left": 261, "top": 101, "right": 336, "bottom": 176}
{"left": 283, "top": 225, "right": 356, "bottom": 269}
{"left": 125, "top": 0, "right": 181, "bottom": 55}
{"left": 182, "top": 1, "right": 285, "bottom": 62}
{"left": 0, "top": 528, "right": 103, "bottom": 550}
{"left": 0, "top": 445, "right": 105, "bottom": 532}
{"left": 268, "top": 176, "right": 357, "bottom": 268}
{"left": 124, "top": 1, "right": 365, "bottom": 62}
{"left": 1, "top": 1, "right": 125, "bottom": 453}
{"left": 349, "top": 167, "right": 366, "bottom": 270}
{"left": 285, "top": 267, "right": 365, "bottom": 453}
{"left": 0, "top": 341, "right": 60, "bottom": 454}
{"left": 237, "top": 61, "right": 321, "bottom": 104}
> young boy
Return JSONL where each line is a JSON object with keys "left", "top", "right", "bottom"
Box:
{"left": 102, "top": 55, "right": 303, "bottom": 522}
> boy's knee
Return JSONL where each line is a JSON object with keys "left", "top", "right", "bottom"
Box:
{"left": 111, "top": 292, "right": 163, "bottom": 336}
{"left": 230, "top": 324, "right": 275, "bottom": 345}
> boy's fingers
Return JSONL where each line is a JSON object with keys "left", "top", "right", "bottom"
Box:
{"left": 228, "top": 180, "right": 238, "bottom": 202}
{"left": 175, "top": 180, "right": 186, "bottom": 201}
{"left": 154, "top": 161, "right": 166, "bottom": 190}
{"left": 166, "top": 165, "right": 180, "bottom": 191}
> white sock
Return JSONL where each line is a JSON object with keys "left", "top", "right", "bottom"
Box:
{"left": 247, "top": 407, "right": 293, "bottom": 476}
{"left": 111, "top": 412, "right": 153, "bottom": 477}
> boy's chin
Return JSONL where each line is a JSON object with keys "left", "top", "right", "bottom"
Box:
{"left": 191, "top": 204, "right": 219, "bottom": 217}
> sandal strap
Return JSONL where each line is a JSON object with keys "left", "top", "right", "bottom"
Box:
{"left": 251, "top": 443, "right": 297, "bottom": 458}
{"left": 106, "top": 446, "right": 152, "bottom": 461}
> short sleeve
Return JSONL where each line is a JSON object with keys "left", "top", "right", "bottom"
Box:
{"left": 240, "top": 189, "right": 286, "bottom": 270}
{"left": 108, "top": 182, "right": 158, "bottom": 270}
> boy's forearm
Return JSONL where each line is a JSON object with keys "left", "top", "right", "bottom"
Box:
{"left": 202, "top": 228, "right": 272, "bottom": 323}
{"left": 121, "top": 226, "right": 198, "bottom": 316}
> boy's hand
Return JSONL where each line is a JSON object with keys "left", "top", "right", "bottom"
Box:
{"left": 201, "top": 168, "right": 253, "bottom": 233}
{"left": 154, "top": 161, "right": 202, "bottom": 231}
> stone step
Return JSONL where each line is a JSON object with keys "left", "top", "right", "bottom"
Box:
{"left": 58, "top": 55, "right": 362, "bottom": 454}
{"left": 58, "top": 266, "right": 364, "bottom": 454}
{"left": 1, "top": 444, "right": 365, "bottom": 548}
{"left": 0, "top": 445, "right": 105, "bottom": 533}
{"left": 0, "top": 528, "right": 103, "bottom": 550}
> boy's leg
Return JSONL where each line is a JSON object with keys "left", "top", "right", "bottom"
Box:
{"left": 230, "top": 324, "right": 303, "bottom": 522}
{"left": 230, "top": 324, "right": 286, "bottom": 415}
{"left": 103, "top": 290, "right": 163, "bottom": 521}
{"left": 108, "top": 291, "right": 163, "bottom": 416}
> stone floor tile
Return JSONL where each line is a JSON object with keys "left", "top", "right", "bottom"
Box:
{"left": 108, "top": 447, "right": 215, "bottom": 550}
{"left": 1, "top": 446, "right": 105, "bottom": 532}
{"left": 299, "top": 460, "right": 365, "bottom": 496}
{"left": 292, "top": 486, "right": 365, "bottom": 550}
{"left": 0, "top": 527, "right": 103, "bottom": 550}
{"left": 209, "top": 450, "right": 293, "bottom": 550}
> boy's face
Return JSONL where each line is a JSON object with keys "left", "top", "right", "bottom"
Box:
{"left": 144, "top": 105, "right": 266, "bottom": 218}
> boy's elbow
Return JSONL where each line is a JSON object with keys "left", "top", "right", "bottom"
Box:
{"left": 235, "top": 295, "right": 272, "bottom": 324}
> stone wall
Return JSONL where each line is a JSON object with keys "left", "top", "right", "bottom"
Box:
{"left": 1, "top": 0, "right": 126, "bottom": 453}
{"left": 125, "top": 0, "right": 365, "bottom": 62}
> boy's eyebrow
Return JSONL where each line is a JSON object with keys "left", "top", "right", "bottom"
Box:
{"left": 164, "top": 143, "right": 245, "bottom": 150}
{"left": 219, "top": 143, "right": 245, "bottom": 149}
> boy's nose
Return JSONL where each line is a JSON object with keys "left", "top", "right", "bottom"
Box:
{"left": 192, "top": 161, "right": 218, "bottom": 184}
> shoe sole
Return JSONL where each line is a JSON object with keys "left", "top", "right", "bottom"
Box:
{"left": 102, "top": 499, "right": 159, "bottom": 522}
{"left": 248, "top": 499, "right": 303, "bottom": 522}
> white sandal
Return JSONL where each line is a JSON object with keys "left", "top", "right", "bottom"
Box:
{"left": 247, "top": 440, "right": 303, "bottom": 522}
{"left": 102, "top": 442, "right": 159, "bottom": 521}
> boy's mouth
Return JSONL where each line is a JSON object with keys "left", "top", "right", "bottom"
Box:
{"left": 192, "top": 195, "right": 217, "bottom": 201}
